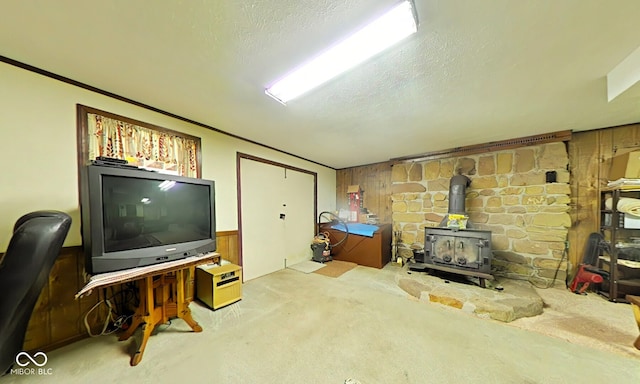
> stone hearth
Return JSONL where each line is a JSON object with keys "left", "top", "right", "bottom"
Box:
{"left": 396, "top": 266, "right": 544, "bottom": 322}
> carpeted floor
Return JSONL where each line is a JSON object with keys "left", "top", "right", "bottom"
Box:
{"left": 2, "top": 264, "right": 638, "bottom": 383}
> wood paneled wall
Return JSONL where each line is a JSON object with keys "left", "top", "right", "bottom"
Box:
{"left": 22, "top": 230, "right": 239, "bottom": 352}
{"left": 568, "top": 123, "right": 640, "bottom": 270}
{"left": 23, "top": 246, "right": 101, "bottom": 352}
{"left": 336, "top": 162, "right": 394, "bottom": 224}
{"left": 216, "top": 230, "right": 239, "bottom": 265}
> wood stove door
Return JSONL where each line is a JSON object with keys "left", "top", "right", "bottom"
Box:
{"left": 433, "top": 236, "right": 456, "bottom": 265}
{"left": 454, "top": 237, "right": 479, "bottom": 268}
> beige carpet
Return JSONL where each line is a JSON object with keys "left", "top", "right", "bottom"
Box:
{"left": 2, "top": 265, "right": 638, "bottom": 383}
{"left": 312, "top": 260, "right": 357, "bottom": 278}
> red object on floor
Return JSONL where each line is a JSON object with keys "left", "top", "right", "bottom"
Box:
{"left": 569, "top": 264, "right": 604, "bottom": 294}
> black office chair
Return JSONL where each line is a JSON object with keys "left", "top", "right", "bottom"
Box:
{"left": 0, "top": 211, "right": 71, "bottom": 375}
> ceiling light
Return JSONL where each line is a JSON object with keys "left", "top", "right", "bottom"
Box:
{"left": 265, "top": 0, "right": 418, "bottom": 104}
{"left": 607, "top": 45, "right": 640, "bottom": 102}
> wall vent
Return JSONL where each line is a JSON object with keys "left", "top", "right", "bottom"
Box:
{"left": 391, "top": 130, "right": 572, "bottom": 163}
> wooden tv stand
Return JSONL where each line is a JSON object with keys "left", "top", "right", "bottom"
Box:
{"left": 77, "top": 253, "right": 220, "bottom": 366}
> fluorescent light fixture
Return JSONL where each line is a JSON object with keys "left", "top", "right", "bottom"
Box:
{"left": 265, "top": 0, "right": 418, "bottom": 104}
{"left": 607, "top": 44, "right": 640, "bottom": 102}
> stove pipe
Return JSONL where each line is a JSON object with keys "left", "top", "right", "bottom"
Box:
{"left": 448, "top": 174, "right": 471, "bottom": 214}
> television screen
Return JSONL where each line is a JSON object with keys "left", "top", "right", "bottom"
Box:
{"left": 80, "top": 165, "right": 216, "bottom": 274}
{"left": 101, "top": 175, "right": 212, "bottom": 252}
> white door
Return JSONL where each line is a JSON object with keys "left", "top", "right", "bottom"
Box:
{"left": 239, "top": 157, "right": 315, "bottom": 281}
{"left": 281, "top": 168, "right": 315, "bottom": 267}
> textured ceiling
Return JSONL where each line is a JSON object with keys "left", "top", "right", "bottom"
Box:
{"left": 1, "top": 0, "right": 640, "bottom": 169}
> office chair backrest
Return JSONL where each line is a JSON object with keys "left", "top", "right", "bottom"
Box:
{"left": 582, "top": 232, "right": 608, "bottom": 266}
{"left": 0, "top": 211, "right": 71, "bottom": 375}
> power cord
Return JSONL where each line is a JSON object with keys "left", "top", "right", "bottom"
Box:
{"left": 110, "top": 284, "right": 138, "bottom": 316}
{"left": 528, "top": 241, "right": 568, "bottom": 289}
{"left": 318, "top": 211, "right": 349, "bottom": 248}
{"left": 83, "top": 298, "right": 118, "bottom": 337}
{"left": 83, "top": 289, "right": 134, "bottom": 337}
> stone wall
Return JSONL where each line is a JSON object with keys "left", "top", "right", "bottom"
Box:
{"left": 391, "top": 142, "right": 570, "bottom": 284}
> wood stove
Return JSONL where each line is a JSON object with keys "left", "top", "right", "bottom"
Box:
{"left": 408, "top": 174, "right": 494, "bottom": 287}
{"left": 421, "top": 227, "right": 493, "bottom": 287}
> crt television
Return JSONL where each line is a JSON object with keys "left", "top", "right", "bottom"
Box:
{"left": 80, "top": 164, "right": 216, "bottom": 274}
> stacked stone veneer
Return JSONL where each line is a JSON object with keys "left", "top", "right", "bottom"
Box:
{"left": 392, "top": 142, "right": 570, "bottom": 283}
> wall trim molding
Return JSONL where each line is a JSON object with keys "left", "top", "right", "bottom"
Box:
{"left": 391, "top": 130, "right": 572, "bottom": 163}
{"left": 216, "top": 230, "right": 239, "bottom": 236}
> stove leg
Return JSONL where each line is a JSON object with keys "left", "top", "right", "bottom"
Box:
{"left": 479, "top": 277, "right": 486, "bottom": 288}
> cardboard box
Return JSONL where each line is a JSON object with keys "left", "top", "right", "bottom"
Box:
{"left": 196, "top": 263, "right": 242, "bottom": 310}
{"left": 347, "top": 185, "right": 362, "bottom": 194}
{"left": 609, "top": 151, "right": 640, "bottom": 180}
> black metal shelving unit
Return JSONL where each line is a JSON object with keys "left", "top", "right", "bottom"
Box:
{"left": 599, "top": 187, "right": 640, "bottom": 302}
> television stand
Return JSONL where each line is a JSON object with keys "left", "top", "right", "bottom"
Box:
{"left": 76, "top": 253, "right": 221, "bottom": 366}
{"left": 118, "top": 266, "right": 204, "bottom": 366}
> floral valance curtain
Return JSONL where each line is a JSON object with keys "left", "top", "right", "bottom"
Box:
{"left": 84, "top": 111, "right": 200, "bottom": 177}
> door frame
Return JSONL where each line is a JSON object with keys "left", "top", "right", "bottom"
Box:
{"left": 236, "top": 152, "right": 318, "bottom": 268}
